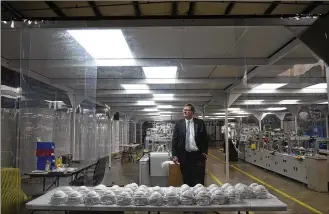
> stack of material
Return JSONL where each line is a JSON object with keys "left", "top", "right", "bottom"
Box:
{"left": 207, "top": 184, "right": 218, "bottom": 192}
{"left": 100, "top": 190, "right": 117, "bottom": 205}
{"left": 133, "top": 191, "right": 148, "bottom": 206}
{"left": 224, "top": 187, "right": 241, "bottom": 204}
{"left": 152, "top": 186, "right": 165, "bottom": 196}
{"left": 49, "top": 190, "right": 67, "bottom": 205}
{"left": 125, "top": 183, "right": 139, "bottom": 192}
{"left": 195, "top": 190, "right": 211, "bottom": 206}
{"left": 253, "top": 185, "right": 270, "bottom": 199}
{"left": 179, "top": 184, "right": 191, "bottom": 195}
{"left": 108, "top": 185, "right": 121, "bottom": 196}
{"left": 61, "top": 187, "right": 73, "bottom": 196}
{"left": 235, "top": 184, "right": 253, "bottom": 199}
{"left": 84, "top": 191, "right": 101, "bottom": 205}
{"left": 148, "top": 192, "right": 164, "bottom": 206}
{"left": 165, "top": 188, "right": 180, "bottom": 205}
{"left": 117, "top": 191, "right": 132, "bottom": 206}
{"left": 211, "top": 189, "right": 228, "bottom": 205}
{"left": 123, "top": 188, "right": 134, "bottom": 197}
{"left": 94, "top": 184, "right": 107, "bottom": 196}
{"left": 77, "top": 186, "right": 90, "bottom": 196}
{"left": 66, "top": 191, "right": 83, "bottom": 205}
{"left": 180, "top": 190, "right": 195, "bottom": 205}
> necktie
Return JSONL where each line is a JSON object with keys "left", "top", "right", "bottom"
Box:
{"left": 186, "top": 120, "right": 190, "bottom": 151}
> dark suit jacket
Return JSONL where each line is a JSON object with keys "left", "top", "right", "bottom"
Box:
{"left": 172, "top": 118, "right": 208, "bottom": 164}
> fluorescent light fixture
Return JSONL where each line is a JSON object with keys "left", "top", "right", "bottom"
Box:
{"left": 279, "top": 100, "right": 298, "bottom": 104}
{"left": 244, "top": 100, "right": 264, "bottom": 105}
{"left": 143, "top": 108, "right": 158, "bottom": 112}
{"left": 121, "top": 84, "right": 149, "bottom": 90}
{"left": 319, "top": 101, "right": 328, "bottom": 104}
{"left": 45, "top": 100, "right": 64, "bottom": 104}
{"left": 121, "top": 84, "right": 150, "bottom": 94}
{"left": 143, "top": 67, "right": 177, "bottom": 79}
{"left": 214, "top": 112, "right": 225, "bottom": 115}
{"left": 153, "top": 94, "right": 174, "bottom": 101}
{"left": 252, "top": 83, "right": 287, "bottom": 90}
{"left": 228, "top": 108, "right": 240, "bottom": 111}
{"left": 304, "top": 83, "right": 327, "bottom": 89}
{"left": 157, "top": 105, "right": 174, "bottom": 108}
{"left": 234, "top": 115, "right": 249, "bottom": 118}
{"left": 136, "top": 101, "right": 156, "bottom": 105}
{"left": 267, "top": 107, "right": 287, "bottom": 111}
{"left": 67, "top": 30, "right": 133, "bottom": 60}
{"left": 231, "top": 111, "right": 250, "bottom": 115}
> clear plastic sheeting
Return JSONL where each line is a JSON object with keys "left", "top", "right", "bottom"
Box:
{"left": 1, "top": 108, "right": 17, "bottom": 167}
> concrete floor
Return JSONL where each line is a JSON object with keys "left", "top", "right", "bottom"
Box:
{"left": 20, "top": 149, "right": 329, "bottom": 214}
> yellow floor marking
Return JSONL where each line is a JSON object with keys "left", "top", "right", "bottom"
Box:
{"left": 208, "top": 153, "right": 324, "bottom": 214}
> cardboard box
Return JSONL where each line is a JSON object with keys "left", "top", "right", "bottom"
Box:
{"left": 168, "top": 163, "right": 183, "bottom": 187}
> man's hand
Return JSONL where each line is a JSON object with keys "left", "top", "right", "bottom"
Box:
{"left": 202, "top": 153, "right": 207, "bottom": 161}
{"left": 172, "top": 156, "right": 179, "bottom": 164}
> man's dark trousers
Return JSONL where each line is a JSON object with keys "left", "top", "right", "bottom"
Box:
{"left": 180, "top": 151, "right": 206, "bottom": 186}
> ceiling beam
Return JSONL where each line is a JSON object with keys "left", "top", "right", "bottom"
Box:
{"left": 45, "top": 1, "right": 66, "bottom": 17}
{"left": 232, "top": 88, "right": 327, "bottom": 94}
{"left": 98, "top": 97, "right": 212, "bottom": 103}
{"left": 133, "top": 1, "right": 141, "bottom": 16}
{"left": 88, "top": 1, "right": 102, "bottom": 17}
{"left": 188, "top": 2, "right": 195, "bottom": 16}
{"left": 51, "top": 77, "right": 325, "bottom": 86}
{"left": 225, "top": 37, "right": 302, "bottom": 91}
{"left": 301, "top": 1, "right": 322, "bottom": 14}
{"left": 264, "top": 1, "right": 280, "bottom": 15}
{"left": 1, "top": 1, "right": 24, "bottom": 19}
{"left": 8, "top": 57, "right": 317, "bottom": 68}
{"left": 3, "top": 16, "right": 317, "bottom": 28}
{"left": 76, "top": 89, "right": 218, "bottom": 96}
{"left": 225, "top": 2, "right": 235, "bottom": 15}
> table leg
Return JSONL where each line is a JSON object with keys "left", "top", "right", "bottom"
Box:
{"left": 246, "top": 212, "right": 249, "bottom": 214}
{"left": 42, "top": 177, "right": 46, "bottom": 192}
{"left": 56, "top": 177, "right": 60, "bottom": 187}
{"left": 237, "top": 212, "right": 241, "bottom": 214}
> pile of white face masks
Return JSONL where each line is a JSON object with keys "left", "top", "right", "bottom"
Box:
{"left": 195, "top": 190, "right": 211, "bottom": 206}
{"left": 49, "top": 190, "right": 67, "bottom": 205}
{"left": 133, "top": 191, "right": 148, "bottom": 206}
{"left": 211, "top": 189, "right": 227, "bottom": 205}
{"left": 180, "top": 190, "right": 195, "bottom": 205}
{"left": 84, "top": 191, "right": 101, "bottom": 205}
{"left": 165, "top": 187, "right": 180, "bottom": 206}
{"left": 66, "top": 191, "right": 83, "bottom": 205}
{"left": 148, "top": 192, "right": 164, "bottom": 206}
{"left": 252, "top": 184, "right": 270, "bottom": 199}
{"left": 117, "top": 191, "right": 133, "bottom": 206}
{"left": 100, "top": 189, "right": 117, "bottom": 205}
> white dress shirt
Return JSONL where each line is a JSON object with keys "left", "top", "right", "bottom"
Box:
{"left": 185, "top": 118, "right": 199, "bottom": 151}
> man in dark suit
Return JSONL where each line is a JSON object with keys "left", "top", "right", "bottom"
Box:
{"left": 172, "top": 103, "right": 208, "bottom": 186}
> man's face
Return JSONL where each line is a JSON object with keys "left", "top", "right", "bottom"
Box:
{"left": 183, "top": 106, "right": 194, "bottom": 119}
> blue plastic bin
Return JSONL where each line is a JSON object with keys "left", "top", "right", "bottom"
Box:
{"left": 36, "top": 156, "right": 55, "bottom": 170}
{"left": 36, "top": 142, "right": 55, "bottom": 150}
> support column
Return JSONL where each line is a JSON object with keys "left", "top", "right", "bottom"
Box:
{"left": 225, "top": 107, "right": 229, "bottom": 181}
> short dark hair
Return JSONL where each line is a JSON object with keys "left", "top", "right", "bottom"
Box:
{"left": 185, "top": 103, "right": 195, "bottom": 113}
